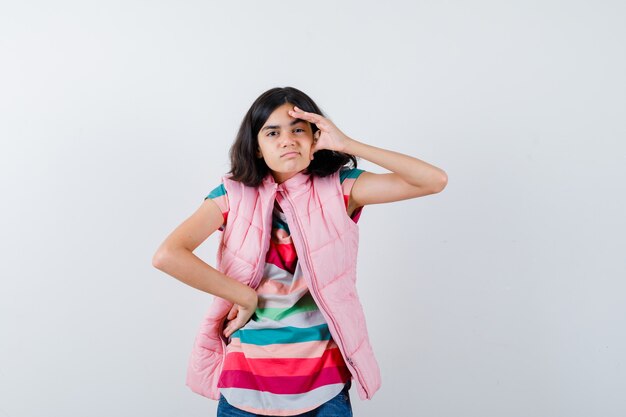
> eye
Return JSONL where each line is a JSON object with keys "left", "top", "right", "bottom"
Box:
{"left": 294, "top": 128, "right": 305, "bottom": 133}
{"left": 267, "top": 131, "right": 278, "bottom": 137}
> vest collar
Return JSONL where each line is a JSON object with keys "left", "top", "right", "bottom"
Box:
{"left": 262, "top": 169, "right": 312, "bottom": 193}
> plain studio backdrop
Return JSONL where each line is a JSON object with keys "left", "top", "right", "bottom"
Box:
{"left": 1, "top": 1, "right": 624, "bottom": 416}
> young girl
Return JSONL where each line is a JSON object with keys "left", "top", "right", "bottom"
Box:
{"left": 152, "top": 87, "right": 447, "bottom": 417}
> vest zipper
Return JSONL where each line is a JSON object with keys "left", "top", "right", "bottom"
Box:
{"left": 219, "top": 196, "right": 274, "bottom": 367}
{"left": 277, "top": 190, "right": 370, "bottom": 399}
{"left": 248, "top": 192, "right": 276, "bottom": 291}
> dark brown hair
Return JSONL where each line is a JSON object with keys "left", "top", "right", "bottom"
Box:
{"left": 227, "top": 86, "right": 358, "bottom": 187}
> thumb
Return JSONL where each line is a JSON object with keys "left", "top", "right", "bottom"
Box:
{"left": 227, "top": 305, "right": 238, "bottom": 320}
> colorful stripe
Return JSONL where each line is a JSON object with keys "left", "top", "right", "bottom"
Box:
{"left": 219, "top": 366, "right": 352, "bottom": 394}
{"left": 224, "top": 338, "right": 340, "bottom": 359}
{"left": 221, "top": 347, "right": 346, "bottom": 377}
{"left": 204, "top": 183, "right": 228, "bottom": 231}
{"left": 231, "top": 323, "right": 331, "bottom": 346}
{"left": 219, "top": 382, "right": 347, "bottom": 416}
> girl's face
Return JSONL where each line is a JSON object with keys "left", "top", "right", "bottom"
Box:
{"left": 256, "top": 102, "right": 315, "bottom": 183}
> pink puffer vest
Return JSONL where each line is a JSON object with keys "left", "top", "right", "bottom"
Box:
{"left": 186, "top": 169, "right": 381, "bottom": 401}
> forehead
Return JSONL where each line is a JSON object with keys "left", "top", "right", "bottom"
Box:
{"left": 261, "top": 103, "right": 307, "bottom": 128}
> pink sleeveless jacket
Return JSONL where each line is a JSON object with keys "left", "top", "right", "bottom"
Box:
{"left": 186, "top": 169, "right": 381, "bottom": 401}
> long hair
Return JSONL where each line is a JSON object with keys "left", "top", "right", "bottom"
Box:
{"left": 227, "top": 87, "right": 358, "bottom": 187}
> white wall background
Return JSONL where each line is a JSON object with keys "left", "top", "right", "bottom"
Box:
{"left": 1, "top": 1, "right": 624, "bottom": 416}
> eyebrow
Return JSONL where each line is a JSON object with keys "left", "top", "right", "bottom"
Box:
{"left": 261, "top": 119, "right": 306, "bottom": 132}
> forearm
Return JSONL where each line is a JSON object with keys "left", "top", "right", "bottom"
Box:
{"left": 343, "top": 138, "right": 447, "bottom": 188}
{"left": 153, "top": 248, "right": 257, "bottom": 307}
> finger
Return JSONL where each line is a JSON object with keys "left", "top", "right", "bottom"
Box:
{"left": 289, "top": 106, "right": 324, "bottom": 124}
{"left": 224, "top": 322, "right": 237, "bottom": 338}
{"left": 225, "top": 317, "right": 243, "bottom": 335}
{"left": 227, "top": 305, "right": 238, "bottom": 320}
{"left": 293, "top": 111, "right": 323, "bottom": 125}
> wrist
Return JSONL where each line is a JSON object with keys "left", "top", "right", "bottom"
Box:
{"left": 341, "top": 137, "right": 359, "bottom": 154}
{"left": 242, "top": 287, "right": 258, "bottom": 309}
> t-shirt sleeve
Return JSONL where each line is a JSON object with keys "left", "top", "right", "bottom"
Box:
{"left": 204, "top": 183, "right": 229, "bottom": 231}
{"left": 339, "top": 167, "right": 366, "bottom": 224}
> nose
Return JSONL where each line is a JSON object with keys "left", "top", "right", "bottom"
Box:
{"left": 280, "top": 132, "right": 297, "bottom": 147}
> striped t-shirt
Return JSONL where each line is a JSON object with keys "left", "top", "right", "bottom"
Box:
{"left": 204, "top": 167, "right": 365, "bottom": 416}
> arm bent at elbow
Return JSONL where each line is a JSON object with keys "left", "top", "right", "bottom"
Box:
{"left": 151, "top": 197, "right": 257, "bottom": 310}
{"left": 152, "top": 247, "right": 257, "bottom": 309}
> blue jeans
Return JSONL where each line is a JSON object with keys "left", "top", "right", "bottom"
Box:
{"left": 216, "top": 380, "right": 353, "bottom": 417}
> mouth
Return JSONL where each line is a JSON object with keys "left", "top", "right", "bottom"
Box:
{"left": 281, "top": 151, "right": 300, "bottom": 158}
